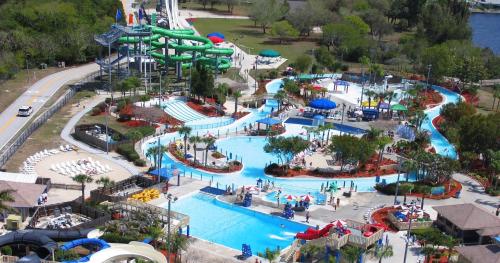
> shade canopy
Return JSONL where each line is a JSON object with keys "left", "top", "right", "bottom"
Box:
{"left": 309, "top": 98, "right": 336, "bottom": 110}
{"left": 391, "top": 104, "right": 408, "bottom": 111}
{"left": 256, "top": 117, "right": 281, "bottom": 126}
{"left": 259, "top": 49, "right": 280, "bottom": 57}
{"left": 148, "top": 167, "right": 173, "bottom": 180}
{"left": 208, "top": 36, "right": 224, "bottom": 44}
{"left": 335, "top": 80, "right": 349, "bottom": 86}
{"left": 378, "top": 102, "right": 390, "bottom": 109}
{"left": 207, "top": 32, "right": 225, "bottom": 39}
{"left": 362, "top": 100, "right": 379, "bottom": 107}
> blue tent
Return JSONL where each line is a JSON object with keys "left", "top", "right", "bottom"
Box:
{"left": 309, "top": 98, "right": 336, "bottom": 110}
{"left": 207, "top": 32, "right": 225, "bottom": 39}
{"left": 148, "top": 167, "right": 173, "bottom": 180}
{"left": 256, "top": 117, "right": 281, "bottom": 126}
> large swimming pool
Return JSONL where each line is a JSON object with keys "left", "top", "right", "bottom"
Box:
{"left": 169, "top": 193, "right": 308, "bottom": 254}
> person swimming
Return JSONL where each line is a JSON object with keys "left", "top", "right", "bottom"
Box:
{"left": 280, "top": 224, "right": 285, "bottom": 228}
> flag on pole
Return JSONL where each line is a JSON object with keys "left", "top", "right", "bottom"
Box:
{"left": 115, "top": 8, "right": 122, "bottom": 22}
{"left": 138, "top": 9, "right": 143, "bottom": 23}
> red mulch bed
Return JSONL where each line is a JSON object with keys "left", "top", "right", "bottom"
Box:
{"left": 370, "top": 207, "right": 399, "bottom": 232}
{"left": 158, "top": 114, "right": 183, "bottom": 126}
{"left": 461, "top": 91, "right": 479, "bottom": 106}
{"left": 122, "top": 120, "right": 160, "bottom": 129}
{"left": 406, "top": 180, "right": 462, "bottom": 200}
{"left": 432, "top": 115, "right": 445, "bottom": 132}
{"left": 186, "top": 101, "right": 222, "bottom": 117}
{"left": 168, "top": 144, "right": 242, "bottom": 173}
{"left": 232, "top": 111, "right": 250, "bottom": 119}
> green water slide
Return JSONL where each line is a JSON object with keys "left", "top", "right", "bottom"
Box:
{"left": 118, "top": 26, "right": 234, "bottom": 70}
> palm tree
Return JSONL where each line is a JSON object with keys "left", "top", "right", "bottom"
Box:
{"left": 146, "top": 145, "right": 168, "bottom": 168}
{"left": 376, "top": 91, "right": 388, "bottom": 113}
{"left": 376, "top": 136, "right": 392, "bottom": 167}
{"left": 323, "top": 123, "right": 334, "bottom": 145}
{"left": 341, "top": 245, "right": 363, "bottom": 263}
{"left": 189, "top": 136, "right": 202, "bottom": 165}
{"left": 364, "top": 90, "right": 376, "bottom": 108}
{"left": 147, "top": 225, "right": 164, "bottom": 249}
{"left": 411, "top": 110, "right": 427, "bottom": 131}
{"left": 364, "top": 127, "right": 382, "bottom": 141}
{"left": 273, "top": 90, "right": 286, "bottom": 112}
{"left": 258, "top": 247, "right": 281, "bottom": 263}
{"left": 72, "top": 174, "right": 94, "bottom": 203}
{"left": 359, "top": 56, "right": 371, "bottom": 84}
{"left": 232, "top": 90, "right": 242, "bottom": 115}
{"left": 443, "top": 236, "right": 458, "bottom": 262}
{"left": 96, "top": 176, "right": 115, "bottom": 195}
{"left": 0, "top": 190, "right": 15, "bottom": 212}
{"left": 178, "top": 126, "right": 192, "bottom": 159}
{"left": 370, "top": 245, "right": 394, "bottom": 263}
{"left": 169, "top": 233, "right": 192, "bottom": 263}
{"left": 300, "top": 244, "right": 322, "bottom": 262}
{"left": 421, "top": 245, "right": 436, "bottom": 263}
{"left": 202, "top": 137, "right": 216, "bottom": 166}
{"left": 126, "top": 130, "right": 143, "bottom": 144}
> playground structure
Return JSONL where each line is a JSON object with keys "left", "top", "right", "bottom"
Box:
{"left": 94, "top": 0, "right": 234, "bottom": 94}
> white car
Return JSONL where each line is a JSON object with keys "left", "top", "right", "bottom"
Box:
{"left": 18, "top": 106, "right": 33, "bottom": 117}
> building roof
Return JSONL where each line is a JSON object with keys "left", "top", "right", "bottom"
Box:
{"left": 477, "top": 226, "right": 500, "bottom": 237}
{"left": 433, "top": 204, "right": 500, "bottom": 230}
{"left": 455, "top": 244, "right": 500, "bottom": 263}
{"left": 0, "top": 180, "right": 46, "bottom": 208}
{"left": 0, "top": 172, "right": 37, "bottom": 184}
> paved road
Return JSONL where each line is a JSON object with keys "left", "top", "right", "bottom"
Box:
{"left": 0, "top": 63, "right": 99, "bottom": 151}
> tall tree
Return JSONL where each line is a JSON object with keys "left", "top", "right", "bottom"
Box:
{"left": 270, "top": 20, "right": 299, "bottom": 44}
{"left": 0, "top": 190, "right": 15, "bottom": 212}
{"left": 249, "top": 0, "right": 287, "bottom": 33}
{"left": 178, "top": 126, "right": 192, "bottom": 159}
{"left": 72, "top": 174, "right": 94, "bottom": 203}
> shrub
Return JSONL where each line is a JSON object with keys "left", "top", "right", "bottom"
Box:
{"left": 341, "top": 64, "right": 349, "bottom": 71}
{"left": 268, "top": 70, "right": 278, "bottom": 79}
{"left": 1, "top": 246, "right": 12, "bottom": 255}
{"left": 55, "top": 249, "right": 79, "bottom": 261}
{"left": 97, "top": 102, "right": 107, "bottom": 112}
{"left": 104, "top": 98, "right": 112, "bottom": 104}
{"left": 101, "top": 232, "right": 139, "bottom": 244}
{"left": 116, "top": 143, "right": 140, "bottom": 162}
{"left": 293, "top": 166, "right": 302, "bottom": 171}
{"left": 134, "top": 159, "right": 146, "bottom": 167}
{"left": 91, "top": 107, "right": 102, "bottom": 116}
{"left": 111, "top": 133, "right": 121, "bottom": 142}
{"left": 118, "top": 113, "right": 132, "bottom": 122}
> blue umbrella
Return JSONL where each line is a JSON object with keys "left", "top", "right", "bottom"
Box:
{"left": 309, "top": 98, "right": 337, "bottom": 110}
{"left": 207, "top": 32, "right": 225, "bottom": 39}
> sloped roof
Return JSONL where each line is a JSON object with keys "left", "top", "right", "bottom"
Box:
{"left": 433, "top": 203, "right": 500, "bottom": 230}
{"left": 455, "top": 244, "right": 500, "bottom": 263}
{"left": 0, "top": 180, "right": 46, "bottom": 208}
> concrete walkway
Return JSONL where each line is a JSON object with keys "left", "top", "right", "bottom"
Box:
{"left": 59, "top": 94, "right": 140, "bottom": 175}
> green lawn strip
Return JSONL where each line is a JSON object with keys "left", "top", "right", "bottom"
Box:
{"left": 192, "top": 18, "right": 318, "bottom": 62}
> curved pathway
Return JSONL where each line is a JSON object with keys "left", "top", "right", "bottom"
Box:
{"left": 59, "top": 95, "right": 140, "bottom": 175}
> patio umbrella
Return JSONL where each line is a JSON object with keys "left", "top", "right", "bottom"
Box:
{"left": 301, "top": 194, "right": 314, "bottom": 202}
{"left": 309, "top": 98, "right": 336, "bottom": 110}
{"left": 362, "top": 100, "right": 379, "bottom": 107}
{"left": 207, "top": 32, "right": 225, "bottom": 39}
{"left": 284, "top": 194, "right": 296, "bottom": 201}
{"left": 391, "top": 103, "right": 408, "bottom": 111}
{"left": 208, "top": 36, "right": 224, "bottom": 44}
{"left": 259, "top": 49, "right": 280, "bottom": 57}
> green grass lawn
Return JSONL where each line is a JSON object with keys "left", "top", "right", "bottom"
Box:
{"left": 192, "top": 18, "right": 319, "bottom": 63}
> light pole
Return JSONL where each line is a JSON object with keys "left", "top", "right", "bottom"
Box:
{"left": 341, "top": 103, "right": 346, "bottom": 125}
{"left": 426, "top": 64, "right": 432, "bottom": 91}
{"left": 403, "top": 200, "right": 416, "bottom": 263}
{"left": 164, "top": 193, "right": 178, "bottom": 263}
{"left": 394, "top": 157, "right": 402, "bottom": 205}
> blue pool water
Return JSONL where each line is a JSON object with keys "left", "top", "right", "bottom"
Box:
{"left": 422, "top": 86, "right": 460, "bottom": 159}
{"left": 169, "top": 193, "right": 308, "bottom": 254}
{"left": 284, "top": 118, "right": 367, "bottom": 135}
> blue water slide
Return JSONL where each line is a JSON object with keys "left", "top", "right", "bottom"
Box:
{"left": 61, "top": 238, "right": 111, "bottom": 263}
